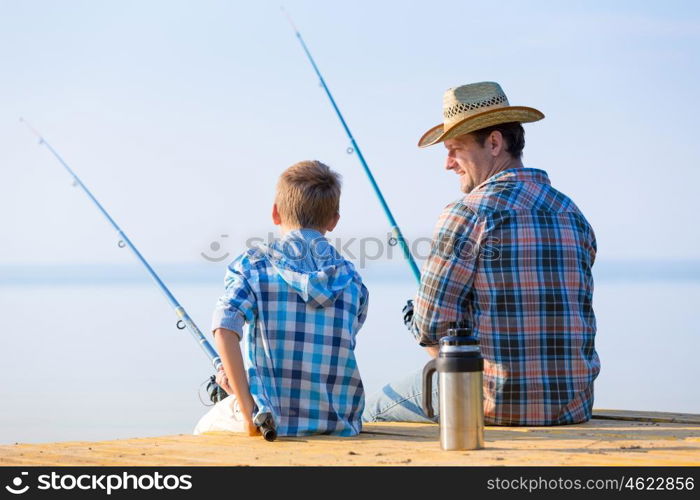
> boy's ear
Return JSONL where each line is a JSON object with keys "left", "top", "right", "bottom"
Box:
{"left": 272, "top": 203, "right": 282, "bottom": 226}
{"left": 326, "top": 212, "right": 340, "bottom": 232}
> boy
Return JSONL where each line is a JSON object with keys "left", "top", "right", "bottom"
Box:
{"left": 209, "top": 160, "right": 368, "bottom": 437}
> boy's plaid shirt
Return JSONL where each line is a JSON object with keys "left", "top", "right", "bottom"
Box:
{"left": 212, "top": 230, "right": 368, "bottom": 436}
{"left": 412, "top": 168, "right": 600, "bottom": 425}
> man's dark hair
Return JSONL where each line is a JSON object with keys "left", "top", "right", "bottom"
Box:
{"left": 471, "top": 122, "right": 525, "bottom": 159}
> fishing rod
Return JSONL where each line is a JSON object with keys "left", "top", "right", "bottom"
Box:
{"left": 20, "top": 118, "right": 222, "bottom": 370}
{"left": 22, "top": 119, "right": 278, "bottom": 441}
{"left": 282, "top": 9, "right": 421, "bottom": 284}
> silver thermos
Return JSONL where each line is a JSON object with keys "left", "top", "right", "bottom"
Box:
{"left": 422, "top": 325, "right": 484, "bottom": 450}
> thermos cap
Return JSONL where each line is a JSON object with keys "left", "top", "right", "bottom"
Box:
{"left": 440, "top": 326, "right": 478, "bottom": 347}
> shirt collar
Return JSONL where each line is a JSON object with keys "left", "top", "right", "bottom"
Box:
{"left": 475, "top": 167, "right": 550, "bottom": 190}
{"left": 282, "top": 228, "right": 326, "bottom": 242}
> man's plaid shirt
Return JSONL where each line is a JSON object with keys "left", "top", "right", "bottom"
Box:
{"left": 412, "top": 168, "right": 600, "bottom": 425}
{"left": 212, "top": 229, "right": 368, "bottom": 436}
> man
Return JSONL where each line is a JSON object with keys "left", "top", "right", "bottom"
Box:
{"left": 363, "top": 82, "right": 600, "bottom": 426}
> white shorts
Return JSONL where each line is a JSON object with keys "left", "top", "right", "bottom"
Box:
{"left": 193, "top": 395, "right": 247, "bottom": 435}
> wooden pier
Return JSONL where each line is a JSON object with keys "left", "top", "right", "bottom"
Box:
{"left": 1, "top": 410, "right": 698, "bottom": 466}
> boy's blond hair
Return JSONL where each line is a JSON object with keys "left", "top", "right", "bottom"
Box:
{"left": 275, "top": 161, "right": 342, "bottom": 230}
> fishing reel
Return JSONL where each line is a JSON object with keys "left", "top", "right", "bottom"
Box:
{"left": 206, "top": 374, "right": 228, "bottom": 404}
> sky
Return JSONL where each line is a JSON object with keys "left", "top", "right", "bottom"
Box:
{"left": 1, "top": 0, "right": 699, "bottom": 268}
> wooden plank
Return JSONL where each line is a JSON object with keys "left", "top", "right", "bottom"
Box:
{"left": 593, "top": 409, "right": 700, "bottom": 425}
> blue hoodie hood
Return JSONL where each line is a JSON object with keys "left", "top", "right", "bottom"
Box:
{"left": 256, "top": 229, "right": 358, "bottom": 308}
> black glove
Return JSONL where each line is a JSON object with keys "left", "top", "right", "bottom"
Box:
{"left": 402, "top": 299, "right": 414, "bottom": 330}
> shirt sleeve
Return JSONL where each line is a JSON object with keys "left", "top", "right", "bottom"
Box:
{"left": 211, "top": 254, "right": 257, "bottom": 340}
{"left": 411, "top": 201, "right": 484, "bottom": 346}
{"left": 354, "top": 282, "right": 369, "bottom": 333}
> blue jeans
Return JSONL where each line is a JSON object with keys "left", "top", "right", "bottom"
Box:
{"left": 362, "top": 368, "right": 439, "bottom": 423}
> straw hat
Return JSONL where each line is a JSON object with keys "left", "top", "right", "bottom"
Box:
{"left": 418, "top": 82, "right": 544, "bottom": 148}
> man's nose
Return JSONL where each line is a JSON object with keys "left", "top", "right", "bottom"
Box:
{"left": 445, "top": 156, "right": 456, "bottom": 170}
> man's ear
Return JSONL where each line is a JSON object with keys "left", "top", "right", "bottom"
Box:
{"left": 326, "top": 212, "right": 340, "bottom": 232}
{"left": 489, "top": 130, "right": 504, "bottom": 157}
{"left": 272, "top": 203, "right": 282, "bottom": 226}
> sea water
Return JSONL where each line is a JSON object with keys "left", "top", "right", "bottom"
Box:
{"left": 0, "top": 263, "right": 698, "bottom": 444}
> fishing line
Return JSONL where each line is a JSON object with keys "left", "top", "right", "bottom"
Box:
{"left": 282, "top": 8, "right": 421, "bottom": 283}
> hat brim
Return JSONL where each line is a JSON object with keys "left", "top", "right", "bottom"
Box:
{"left": 417, "top": 106, "right": 545, "bottom": 148}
